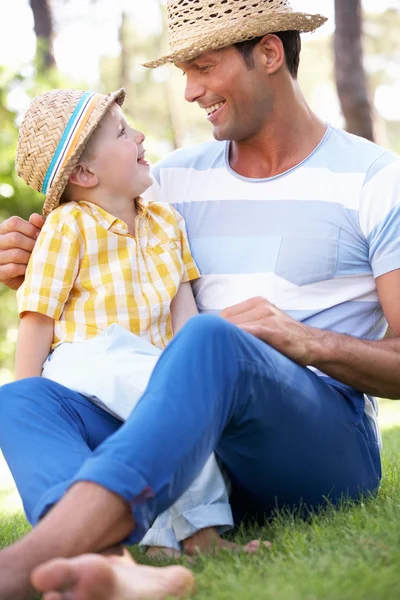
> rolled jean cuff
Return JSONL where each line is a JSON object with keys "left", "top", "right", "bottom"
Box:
{"left": 71, "top": 457, "right": 157, "bottom": 544}
{"left": 172, "top": 502, "right": 234, "bottom": 541}
{"left": 139, "top": 527, "right": 181, "bottom": 551}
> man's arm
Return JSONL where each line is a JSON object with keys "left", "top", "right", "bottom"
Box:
{"left": 15, "top": 312, "right": 54, "bottom": 379}
{"left": 221, "top": 269, "right": 400, "bottom": 400}
{"left": 170, "top": 281, "right": 198, "bottom": 334}
{"left": 0, "top": 214, "right": 44, "bottom": 290}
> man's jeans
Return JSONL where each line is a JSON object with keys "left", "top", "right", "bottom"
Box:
{"left": 0, "top": 315, "right": 381, "bottom": 543}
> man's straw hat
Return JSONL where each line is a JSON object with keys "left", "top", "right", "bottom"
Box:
{"left": 16, "top": 88, "right": 126, "bottom": 217}
{"left": 144, "top": 0, "right": 327, "bottom": 69}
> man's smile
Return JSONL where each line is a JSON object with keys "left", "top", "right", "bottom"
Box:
{"left": 203, "top": 101, "right": 226, "bottom": 121}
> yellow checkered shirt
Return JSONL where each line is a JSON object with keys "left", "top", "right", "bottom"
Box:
{"left": 17, "top": 199, "right": 200, "bottom": 350}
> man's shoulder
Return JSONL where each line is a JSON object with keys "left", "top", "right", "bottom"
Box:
{"left": 323, "top": 126, "right": 399, "bottom": 178}
{"left": 151, "top": 139, "right": 225, "bottom": 182}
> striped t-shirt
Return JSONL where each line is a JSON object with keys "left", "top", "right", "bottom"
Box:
{"left": 145, "top": 125, "right": 400, "bottom": 442}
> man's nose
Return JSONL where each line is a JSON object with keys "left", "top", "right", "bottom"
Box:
{"left": 184, "top": 76, "right": 206, "bottom": 103}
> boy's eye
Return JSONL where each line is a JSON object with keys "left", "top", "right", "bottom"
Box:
{"left": 119, "top": 127, "right": 126, "bottom": 137}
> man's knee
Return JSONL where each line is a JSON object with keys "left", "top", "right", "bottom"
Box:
{"left": 177, "top": 314, "right": 235, "bottom": 345}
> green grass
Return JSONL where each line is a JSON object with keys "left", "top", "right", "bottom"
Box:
{"left": 1, "top": 402, "right": 400, "bottom": 599}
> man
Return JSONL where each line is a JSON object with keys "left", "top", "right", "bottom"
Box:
{"left": 0, "top": 0, "right": 400, "bottom": 598}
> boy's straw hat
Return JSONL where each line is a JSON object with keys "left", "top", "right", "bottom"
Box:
{"left": 16, "top": 88, "right": 125, "bottom": 217}
{"left": 143, "top": 0, "right": 327, "bottom": 68}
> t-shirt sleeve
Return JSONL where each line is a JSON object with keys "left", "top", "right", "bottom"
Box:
{"left": 171, "top": 207, "right": 200, "bottom": 283}
{"left": 17, "top": 222, "right": 80, "bottom": 320}
{"left": 359, "top": 156, "right": 400, "bottom": 279}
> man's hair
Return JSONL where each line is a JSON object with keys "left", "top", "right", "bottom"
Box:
{"left": 234, "top": 30, "right": 301, "bottom": 78}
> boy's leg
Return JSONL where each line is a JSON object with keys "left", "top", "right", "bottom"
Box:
{"left": 140, "top": 453, "right": 233, "bottom": 552}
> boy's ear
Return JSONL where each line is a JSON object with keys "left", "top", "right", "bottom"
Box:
{"left": 68, "top": 164, "right": 98, "bottom": 188}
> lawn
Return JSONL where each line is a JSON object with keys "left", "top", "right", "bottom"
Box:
{"left": 1, "top": 401, "right": 400, "bottom": 599}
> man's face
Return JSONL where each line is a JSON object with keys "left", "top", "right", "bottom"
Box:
{"left": 179, "top": 46, "right": 273, "bottom": 142}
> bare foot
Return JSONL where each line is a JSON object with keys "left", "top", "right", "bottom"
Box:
{"left": 146, "top": 546, "right": 182, "bottom": 561}
{"left": 182, "top": 527, "right": 270, "bottom": 556}
{"left": 31, "top": 550, "right": 195, "bottom": 600}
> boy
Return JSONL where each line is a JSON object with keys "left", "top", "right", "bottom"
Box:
{"left": 14, "top": 87, "right": 233, "bottom": 556}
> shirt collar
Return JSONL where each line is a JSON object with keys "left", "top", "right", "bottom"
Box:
{"left": 77, "top": 197, "right": 148, "bottom": 234}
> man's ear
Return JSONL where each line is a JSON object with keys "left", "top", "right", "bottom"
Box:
{"left": 257, "top": 34, "right": 285, "bottom": 74}
{"left": 68, "top": 164, "right": 98, "bottom": 188}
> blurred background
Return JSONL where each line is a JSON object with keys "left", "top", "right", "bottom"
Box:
{"left": 0, "top": 0, "right": 400, "bottom": 383}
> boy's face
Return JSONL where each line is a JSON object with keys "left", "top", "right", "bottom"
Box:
{"left": 84, "top": 103, "right": 152, "bottom": 199}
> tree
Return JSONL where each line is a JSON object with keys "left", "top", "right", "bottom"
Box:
{"left": 334, "top": 0, "right": 375, "bottom": 141}
{"left": 29, "top": 0, "right": 56, "bottom": 72}
{"left": 156, "top": 0, "right": 185, "bottom": 150}
{"left": 118, "top": 11, "right": 129, "bottom": 91}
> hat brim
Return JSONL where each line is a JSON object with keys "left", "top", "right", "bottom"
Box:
{"left": 143, "top": 12, "right": 327, "bottom": 69}
{"left": 42, "top": 88, "right": 126, "bottom": 217}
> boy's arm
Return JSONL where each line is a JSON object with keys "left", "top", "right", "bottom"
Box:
{"left": 15, "top": 312, "right": 54, "bottom": 380}
{"left": 170, "top": 282, "right": 198, "bottom": 335}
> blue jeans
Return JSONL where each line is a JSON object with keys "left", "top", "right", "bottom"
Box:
{"left": 0, "top": 315, "right": 381, "bottom": 543}
{"left": 42, "top": 323, "right": 233, "bottom": 550}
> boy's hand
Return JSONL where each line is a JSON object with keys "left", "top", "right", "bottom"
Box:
{"left": 0, "top": 213, "right": 44, "bottom": 290}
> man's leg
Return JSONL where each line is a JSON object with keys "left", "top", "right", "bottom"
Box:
{"left": 141, "top": 453, "right": 234, "bottom": 557}
{"left": 30, "top": 313, "right": 381, "bottom": 598}
{"left": 32, "top": 314, "right": 380, "bottom": 551}
{"left": 0, "top": 377, "right": 122, "bottom": 525}
{"left": 0, "top": 378, "right": 193, "bottom": 600}
{"left": 67, "top": 314, "right": 379, "bottom": 538}
{"left": 0, "top": 315, "right": 381, "bottom": 598}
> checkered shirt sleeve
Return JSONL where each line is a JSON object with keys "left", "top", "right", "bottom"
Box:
{"left": 17, "top": 219, "right": 80, "bottom": 320}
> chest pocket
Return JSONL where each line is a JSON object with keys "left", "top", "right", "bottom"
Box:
{"left": 275, "top": 221, "right": 339, "bottom": 286}
{"left": 147, "top": 238, "right": 181, "bottom": 256}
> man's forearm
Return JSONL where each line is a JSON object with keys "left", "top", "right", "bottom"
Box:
{"left": 222, "top": 296, "right": 400, "bottom": 399}
{"left": 310, "top": 330, "right": 400, "bottom": 399}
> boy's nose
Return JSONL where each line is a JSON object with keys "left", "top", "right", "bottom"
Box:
{"left": 134, "top": 130, "right": 145, "bottom": 144}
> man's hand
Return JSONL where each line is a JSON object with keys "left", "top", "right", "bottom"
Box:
{"left": 221, "top": 296, "right": 325, "bottom": 367}
{"left": 0, "top": 213, "right": 44, "bottom": 290}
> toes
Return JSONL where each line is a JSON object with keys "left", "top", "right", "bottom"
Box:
{"left": 244, "top": 540, "right": 261, "bottom": 553}
{"left": 31, "top": 559, "right": 76, "bottom": 592}
{"left": 163, "top": 566, "right": 195, "bottom": 597}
